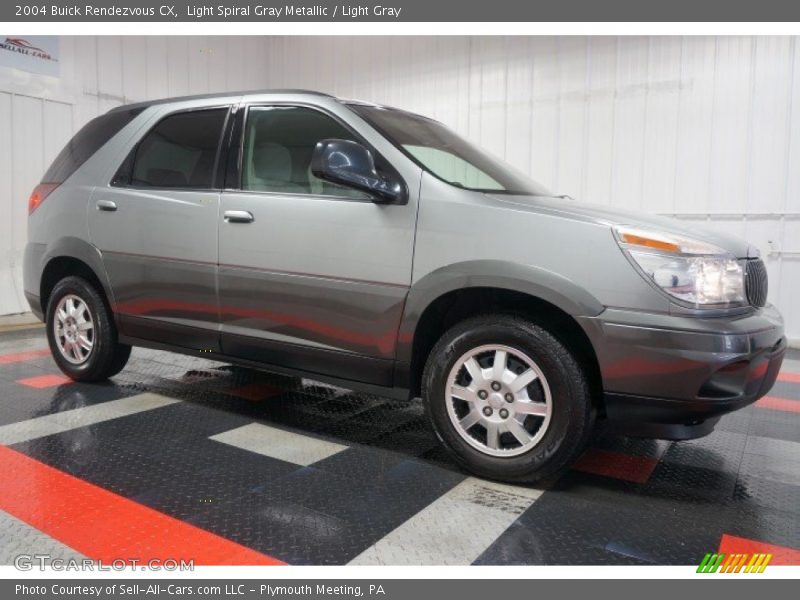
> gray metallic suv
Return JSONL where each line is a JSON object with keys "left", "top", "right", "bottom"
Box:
{"left": 24, "top": 90, "right": 786, "bottom": 482}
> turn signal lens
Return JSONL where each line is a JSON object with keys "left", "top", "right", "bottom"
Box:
{"left": 620, "top": 232, "right": 680, "bottom": 254}
{"left": 615, "top": 226, "right": 727, "bottom": 256}
{"left": 28, "top": 183, "right": 59, "bottom": 215}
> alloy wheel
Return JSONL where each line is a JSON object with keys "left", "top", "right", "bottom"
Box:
{"left": 54, "top": 294, "right": 95, "bottom": 365}
{"left": 445, "top": 344, "right": 552, "bottom": 457}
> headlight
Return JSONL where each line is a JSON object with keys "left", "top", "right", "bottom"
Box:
{"left": 614, "top": 226, "right": 745, "bottom": 308}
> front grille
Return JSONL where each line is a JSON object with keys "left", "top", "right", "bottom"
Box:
{"left": 744, "top": 258, "right": 768, "bottom": 307}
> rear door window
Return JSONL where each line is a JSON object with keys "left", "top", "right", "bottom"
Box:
{"left": 125, "top": 108, "right": 228, "bottom": 189}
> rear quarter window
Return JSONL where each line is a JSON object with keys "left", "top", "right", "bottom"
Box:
{"left": 41, "top": 107, "right": 144, "bottom": 184}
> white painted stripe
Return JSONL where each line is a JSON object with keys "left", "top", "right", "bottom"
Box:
{"left": 0, "top": 337, "right": 49, "bottom": 355}
{"left": 209, "top": 423, "right": 348, "bottom": 466}
{"left": 0, "top": 510, "right": 86, "bottom": 565}
{"left": 745, "top": 435, "right": 800, "bottom": 461}
{"left": 349, "top": 477, "right": 543, "bottom": 565}
{"left": 0, "top": 393, "right": 180, "bottom": 446}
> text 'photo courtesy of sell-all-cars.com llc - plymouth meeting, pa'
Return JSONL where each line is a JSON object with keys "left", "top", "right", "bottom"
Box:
{"left": 24, "top": 89, "right": 784, "bottom": 484}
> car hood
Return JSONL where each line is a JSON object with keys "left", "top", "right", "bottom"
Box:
{"left": 487, "top": 194, "right": 756, "bottom": 259}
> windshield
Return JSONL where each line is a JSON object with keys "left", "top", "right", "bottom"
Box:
{"left": 348, "top": 104, "right": 552, "bottom": 196}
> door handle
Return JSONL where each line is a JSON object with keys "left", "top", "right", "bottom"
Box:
{"left": 223, "top": 210, "right": 254, "bottom": 223}
{"left": 96, "top": 200, "right": 117, "bottom": 212}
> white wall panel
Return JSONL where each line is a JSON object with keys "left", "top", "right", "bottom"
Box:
{"left": 0, "top": 92, "right": 16, "bottom": 316}
{"left": 529, "top": 37, "right": 559, "bottom": 191}
{"left": 611, "top": 37, "right": 648, "bottom": 212}
{"left": 584, "top": 37, "right": 617, "bottom": 206}
{"left": 121, "top": 37, "right": 147, "bottom": 102}
{"left": 504, "top": 39, "right": 533, "bottom": 176}
{"left": 748, "top": 37, "right": 792, "bottom": 215}
{"left": 786, "top": 39, "right": 800, "bottom": 217}
{"left": 263, "top": 35, "right": 800, "bottom": 342}
{"left": 187, "top": 38, "right": 210, "bottom": 95}
{"left": 97, "top": 37, "right": 125, "bottom": 115}
{"left": 73, "top": 36, "right": 100, "bottom": 126}
{"left": 673, "top": 37, "right": 715, "bottom": 216}
{"left": 9, "top": 95, "right": 43, "bottom": 312}
{"left": 222, "top": 38, "right": 240, "bottom": 90}
{"left": 0, "top": 36, "right": 269, "bottom": 318}
{"left": 708, "top": 37, "right": 752, "bottom": 216}
{"left": 145, "top": 37, "right": 169, "bottom": 99}
{"left": 642, "top": 37, "right": 681, "bottom": 214}
{"left": 556, "top": 37, "right": 587, "bottom": 199}
{"left": 42, "top": 100, "right": 72, "bottom": 168}
{"left": 785, "top": 220, "right": 800, "bottom": 254}
{"left": 475, "top": 38, "right": 507, "bottom": 158}
{"left": 166, "top": 37, "right": 190, "bottom": 98}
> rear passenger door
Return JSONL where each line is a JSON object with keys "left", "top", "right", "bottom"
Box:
{"left": 89, "top": 105, "right": 231, "bottom": 351}
{"left": 217, "top": 104, "right": 419, "bottom": 385}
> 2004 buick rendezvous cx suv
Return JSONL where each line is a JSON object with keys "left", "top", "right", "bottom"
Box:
{"left": 24, "top": 90, "right": 786, "bottom": 482}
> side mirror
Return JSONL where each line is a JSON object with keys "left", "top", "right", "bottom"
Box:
{"left": 311, "top": 139, "right": 406, "bottom": 204}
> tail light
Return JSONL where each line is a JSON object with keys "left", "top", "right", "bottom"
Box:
{"left": 28, "top": 183, "right": 59, "bottom": 215}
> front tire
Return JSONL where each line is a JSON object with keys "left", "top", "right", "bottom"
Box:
{"left": 422, "top": 314, "right": 594, "bottom": 483}
{"left": 46, "top": 276, "right": 131, "bottom": 382}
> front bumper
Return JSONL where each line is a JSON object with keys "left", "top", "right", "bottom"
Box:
{"left": 578, "top": 304, "right": 786, "bottom": 440}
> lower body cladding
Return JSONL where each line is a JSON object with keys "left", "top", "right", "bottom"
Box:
{"left": 580, "top": 304, "right": 786, "bottom": 439}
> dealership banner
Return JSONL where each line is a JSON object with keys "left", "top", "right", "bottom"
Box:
{"left": 3, "top": 0, "right": 800, "bottom": 22}
{"left": 0, "top": 35, "right": 58, "bottom": 76}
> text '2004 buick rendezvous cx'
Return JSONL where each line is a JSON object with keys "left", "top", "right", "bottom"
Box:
{"left": 24, "top": 90, "right": 785, "bottom": 482}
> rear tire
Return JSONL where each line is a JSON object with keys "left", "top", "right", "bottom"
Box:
{"left": 46, "top": 276, "right": 131, "bottom": 382}
{"left": 422, "top": 314, "right": 594, "bottom": 483}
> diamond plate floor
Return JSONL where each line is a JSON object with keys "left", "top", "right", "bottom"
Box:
{"left": 1, "top": 328, "right": 799, "bottom": 566}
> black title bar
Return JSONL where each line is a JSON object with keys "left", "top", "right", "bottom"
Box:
{"left": 5, "top": 0, "right": 800, "bottom": 22}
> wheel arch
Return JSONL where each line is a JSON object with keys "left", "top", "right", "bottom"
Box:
{"left": 39, "top": 238, "right": 116, "bottom": 318}
{"left": 397, "top": 261, "right": 605, "bottom": 406}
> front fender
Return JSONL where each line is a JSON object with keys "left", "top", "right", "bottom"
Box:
{"left": 396, "top": 260, "right": 605, "bottom": 364}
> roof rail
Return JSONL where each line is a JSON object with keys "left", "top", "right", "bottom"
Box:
{"left": 108, "top": 89, "right": 335, "bottom": 113}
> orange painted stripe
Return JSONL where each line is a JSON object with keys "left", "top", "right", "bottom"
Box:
{"left": 227, "top": 382, "right": 283, "bottom": 402}
{"left": 0, "top": 445, "right": 285, "bottom": 566}
{"left": 778, "top": 371, "right": 800, "bottom": 384}
{"left": 755, "top": 396, "right": 800, "bottom": 414}
{"left": 719, "top": 534, "right": 800, "bottom": 566}
{"left": 572, "top": 448, "right": 659, "bottom": 484}
{"left": 0, "top": 348, "right": 51, "bottom": 364}
{"left": 17, "top": 374, "right": 72, "bottom": 388}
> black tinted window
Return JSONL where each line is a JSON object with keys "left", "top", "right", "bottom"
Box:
{"left": 42, "top": 107, "right": 143, "bottom": 184}
{"left": 130, "top": 108, "right": 227, "bottom": 189}
{"left": 242, "top": 106, "right": 367, "bottom": 198}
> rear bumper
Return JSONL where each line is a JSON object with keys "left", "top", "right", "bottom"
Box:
{"left": 23, "top": 242, "right": 46, "bottom": 321}
{"left": 578, "top": 304, "right": 786, "bottom": 440}
{"left": 25, "top": 292, "right": 43, "bottom": 321}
